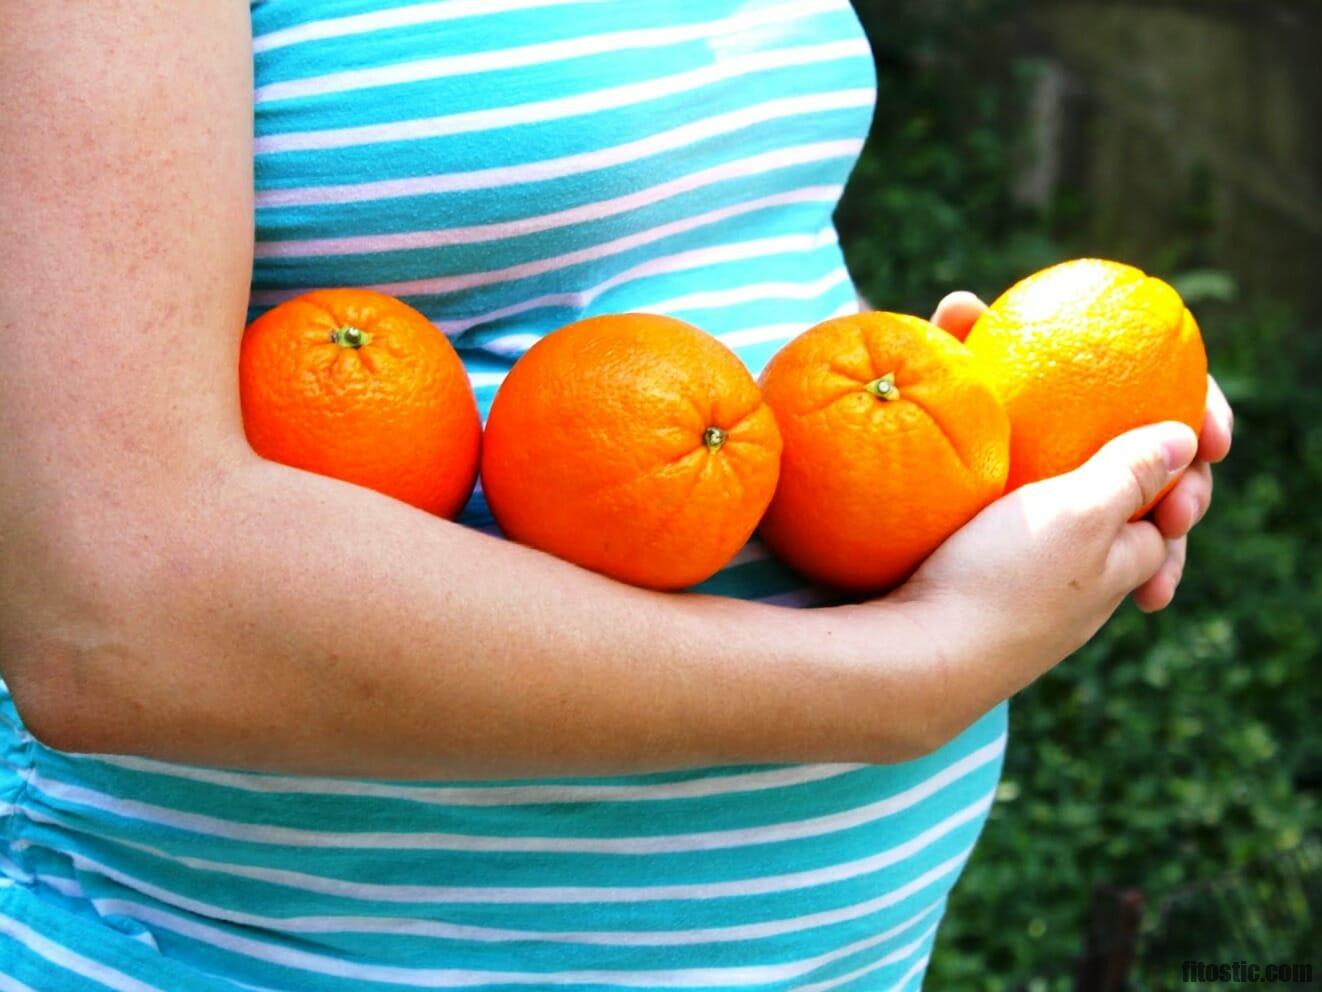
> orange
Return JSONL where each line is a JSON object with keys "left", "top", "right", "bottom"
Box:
{"left": 239, "top": 288, "right": 481, "bottom": 517}
{"left": 758, "top": 311, "right": 1011, "bottom": 593}
{"left": 964, "top": 258, "right": 1207, "bottom": 515}
{"left": 480, "top": 313, "right": 782, "bottom": 591}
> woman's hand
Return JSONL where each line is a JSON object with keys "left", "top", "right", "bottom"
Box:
{"left": 929, "top": 290, "right": 1234, "bottom": 612}
{"left": 827, "top": 290, "right": 1233, "bottom": 750}
{"left": 886, "top": 417, "right": 1198, "bottom": 730}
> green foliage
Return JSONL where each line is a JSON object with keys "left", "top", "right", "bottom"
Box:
{"left": 836, "top": 0, "right": 1061, "bottom": 313}
{"left": 929, "top": 301, "right": 1322, "bottom": 985}
{"left": 837, "top": 1, "right": 1322, "bottom": 987}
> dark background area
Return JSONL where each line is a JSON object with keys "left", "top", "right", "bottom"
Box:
{"left": 835, "top": 1, "right": 1322, "bottom": 987}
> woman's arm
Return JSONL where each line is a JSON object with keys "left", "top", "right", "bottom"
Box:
{"left": 0, "top": 1, "right": 938, "bottom": 777}
{"left": 0, "top": 2, "right": 1221, "bottom": 781}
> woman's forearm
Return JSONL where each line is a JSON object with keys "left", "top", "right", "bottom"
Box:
{"left": 8, "top": 447, "right": 939, "bottom": 779}
{"left": 0, "top": 3, "right": 949, "bottom": 781}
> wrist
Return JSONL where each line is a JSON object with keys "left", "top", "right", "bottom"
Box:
{"left": 771, "top": 598, "right": 959, "bottom": 764}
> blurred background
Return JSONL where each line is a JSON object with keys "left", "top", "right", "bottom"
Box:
{"left": 835, "top": 1, "right": 1321, "bottom": 988}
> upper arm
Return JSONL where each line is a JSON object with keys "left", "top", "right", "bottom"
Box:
{"left": 0, "top": 2, "right": 254, "bottom": 732}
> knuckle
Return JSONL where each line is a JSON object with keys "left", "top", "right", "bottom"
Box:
{"left": 1071, "top": 502, "right": 1113, "bottom": 546}
{"left": 1124, "top": 463, "right": 1151, "bottom": 511}
{"left": 1054, "top": 487, "right": 1109, "bottom": 549}
{"left": 1142, "top": 531, "right": 1170, "bottom": 577}
{"left": 1132, "top": 446, "right": 1168, "bottom": 505}
{"left": 1190, "top": 466, "right": 1213, "bottom": 521}
{"left": 1113, "top": 524, "right": 1166, "bottom": 591}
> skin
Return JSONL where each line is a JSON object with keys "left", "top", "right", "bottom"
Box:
{"left": 0, "top": 3, "right": 1232, "bottom": 778}
{"left": 928, "top": 291, "right": 1232, "bottom": 614}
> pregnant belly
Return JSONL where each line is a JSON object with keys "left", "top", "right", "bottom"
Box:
{"left": 2, "top": 670, "right": 1006, "bottom": 988}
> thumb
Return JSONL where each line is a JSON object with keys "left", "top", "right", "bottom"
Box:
{"left": 1070, "top": 421, "right": 1199, "bottom": 527}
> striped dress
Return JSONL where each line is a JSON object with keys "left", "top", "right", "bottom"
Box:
{"left": 0, "top": 1, "right": 1009, "bottom": 989}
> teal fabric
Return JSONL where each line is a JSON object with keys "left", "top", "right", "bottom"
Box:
{"left": 0, "top": 2, "right": 1008, "bottom": 988}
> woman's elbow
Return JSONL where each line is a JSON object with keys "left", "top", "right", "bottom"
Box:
{"left": 3, "top": 637, "right": 108, "bottom": 753}
{"left": 1, "top": 521, "right": 185, "bottom": 756}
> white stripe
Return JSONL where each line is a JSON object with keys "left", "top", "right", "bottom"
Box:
{"left": 897, "top": 953, "right": 936, "bottom": 992}
{"left": 250, "top": 185, "right": 843, "bottom": 306}
{"left": 473, "top": 334, "right": 542, "bottom": 359}
{"left": 435, "top": 226, "right": 841, "bottom": 337}
{"left": 636, "top": 268, "right": 852, "bottom": 317}
{"left": 726, "top": 541, "right": 773, "bottom": 567}
{"left": 0, "top": 973, "right": 42, "bottom": 992}
{"left": 255, "top": 89, "right": 875, "bottom": 207}
{"left": 794, "top": 945, "right": 933, "bottom": 992}
{"left": 278, "top": 231, "right": 846, "bottom": 392}
{"left": 254, "top": 140, "right": 862, "bottom": 258}
{"left": 0, "top": 852, "right": 33, "bottom": 885}
{"left": 0, "top": 905, "right": 169, "bottom": 992}
{"left": 20, "top": 872, "right": 78, "bottom": 899}
{"left": 83, "top": 754, "right": 862, "bottom": 806}
{"left": 9, "top": 876, "right": 950, "bottom": 988}
{"left": 255, "top": 40, "right": 872, "bottom": 154}
{"left": 715, "top": 322, "right": 803, "bottom": 348}
{"left": 19, "top": 791, "right": 992, "bottom": 913}
{"left": 227, "top": 980, "right": 288, "bottom": 992}
{"left": 758, "top": 587, "right": 839, "bottom": 608}
{"left": 253, "top": 0, "right": 616, "bottom": 54}
{"left": 18, "top": 735, "right": 1004, "bottom": 854}
{"left": 0, "top": 710, "right": 25, "bottom": 734}
{"left": 255, "top": 0, "right": 841, "bottom": 103}
{"left": 41, "top": 839, "right": 959, "bottom": 945}
{"left": 789, "top": 926, "right": 938, "bottom": 992}
{"left": 716, "top": 299, "right": 858, "bottom": 349}
{"left": 82, "top": 899, "right": 946, "bottom": 989}
{"left": 472, "top": 267, "right": 850, "bottom": 357}
{"left": 467, "top": 322, "right": 828, "bottom": 395}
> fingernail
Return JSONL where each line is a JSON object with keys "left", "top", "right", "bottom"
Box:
{"left": 1161, "top": 429, "right": 1198, "bottom": 473}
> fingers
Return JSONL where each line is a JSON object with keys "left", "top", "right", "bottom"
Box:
{"left": 1105, "top": 520, "right": 1170, "bottom": 597}
{"left": 1132, "top": 536, "right": 1188, "bottom": 613}
{"left": 1199, "top": 374, "right": 1233, "bottom": 463}
{"left": 930, "top": 291, "right": 988, "bottom": 342}
{"left": 1151, "top": 460, "right": 1213, "bottom": 539}
{"left": 1071, "top": 422, "right": 1199, "bottom": 528}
